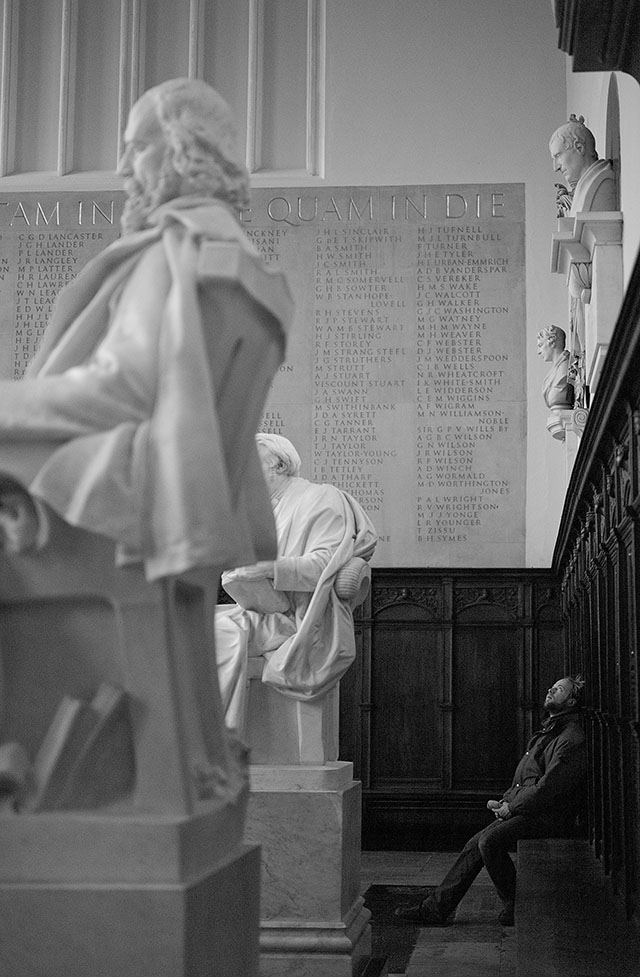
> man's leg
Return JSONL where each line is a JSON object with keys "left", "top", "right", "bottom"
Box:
{"left": 426, "top": 826, "right": 488, "bottom": 918}
{"left": 395, "top": 815, "right": 551, "bottom": 925}
{"left": 476, "top": 814, "right": 550, "bottom": 916}
{"left": 395, "top": 825, "right": 488, "bottom": 923}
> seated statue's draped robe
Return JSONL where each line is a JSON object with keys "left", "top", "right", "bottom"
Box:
{"left": 0, "top": 198, "right": 286, "bottom": 579}
{"left": 216, "top": 477, "right": 377, "bottom": 727}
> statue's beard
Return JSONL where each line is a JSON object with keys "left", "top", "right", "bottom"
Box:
{"left": 120, "top": 157, "right": 184, "bottom": 234}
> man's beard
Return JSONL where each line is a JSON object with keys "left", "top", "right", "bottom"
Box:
{"left": 120, "top": 156, "right": 184, "bottom": 235}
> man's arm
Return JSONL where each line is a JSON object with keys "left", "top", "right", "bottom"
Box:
{"left": 503, "top": 735, "right": 585, "bottom": 818}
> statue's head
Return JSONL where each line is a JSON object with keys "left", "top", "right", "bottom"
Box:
{"left": 256, "top": 433, "right": 302, "bottom": 487}
{"left": 549, "top": 114, "right": 598, "bottom": 190}
{"left": 118, "top": 78, "right": 249, "bottom": 233}
{"left": 537, "top": 324, "right": 566, "bottom": 362}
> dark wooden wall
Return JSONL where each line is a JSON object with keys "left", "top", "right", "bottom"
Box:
{"left": 553, "top": 247, "right": 640, "bottom": 926}
{"left": 340, "top": 568, "right": 564, "bottom": 850}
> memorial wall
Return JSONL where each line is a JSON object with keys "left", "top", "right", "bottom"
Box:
{"left": 242, "top": 185, "right": 526, "bottom": 568}
{"left": 0, "top": 184, "right": 526, "bottom": 568}
{"left": 0, "top": 193, "right": 124, "bottom": 378}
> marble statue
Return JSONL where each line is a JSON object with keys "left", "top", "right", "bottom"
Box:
{"left": 549, "top": 114, "right": 616, "bottom": 217}
{"left": 0, "top": 77, "right": 286, "bottom": 582}
{"left": 549, "top": 115, "right": 617, "bottom": 407}
{"left": 0, "top": 79, "right": 292, "bottom": 975}
{"left": 215, "top": 433, "right": 377, "bottom": 733}
{"left": 537, "top": 324, "right": 575, "bottom": 410}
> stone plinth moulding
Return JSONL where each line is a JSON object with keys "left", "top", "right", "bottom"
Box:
{"left": 551, "top": 210, "right": 623, "bottom": 399}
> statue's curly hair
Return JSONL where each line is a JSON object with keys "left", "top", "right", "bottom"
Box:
{"left": 148, "top": 78, "right": 250, "bottom": 213}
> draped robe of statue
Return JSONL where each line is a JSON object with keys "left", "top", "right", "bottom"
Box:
{"left": 0, "top": 197, "right": 282, "bottom": 579}
{"left": 215, "top": 476, "right": 377, "bottom": 731}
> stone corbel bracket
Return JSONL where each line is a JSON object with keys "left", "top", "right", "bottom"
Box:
{"left": 551, "top": 211, "right": 623, "bottom": 394}
{"left": 546, "top": 405, "right": 589, "bottom": 442}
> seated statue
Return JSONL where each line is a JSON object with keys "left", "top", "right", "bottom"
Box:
{"left": 537, "top": 324, "right": 575, "bottom": 410}
{"left": 549, "top": 114, "right": 616, "bottom": 217}
{"left": 0, "top": 77, "right": 286, "bottom": 581}
{"left": 0, "top": 79, "right": 292, "bottom": 815}
{"left": 215, "top": 434, "right": 377, "bottom": 736}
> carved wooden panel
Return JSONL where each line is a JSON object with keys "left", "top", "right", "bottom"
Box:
{"left": 554, "top": 246, "right": 640, "bottom": 924}
{"left": 340, "top": 567, "right": 564, "bottom": 849}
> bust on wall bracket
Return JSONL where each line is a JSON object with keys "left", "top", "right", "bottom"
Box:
{"left": 549, "top": 114, "right": 623, "bottom": 405}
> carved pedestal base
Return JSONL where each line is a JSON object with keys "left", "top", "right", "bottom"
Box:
{"left": 245, "top": 762, "right": 371, "bottom": 977}
{"left": 0, "top": 812, "right": 260, "bottom": 977}
{"left": 546, "top": 406, "right": 589, "bottom": 484}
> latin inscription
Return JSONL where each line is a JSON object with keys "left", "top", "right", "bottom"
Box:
{"left": 246, "top": 185, "right": 526, "bottom": 567}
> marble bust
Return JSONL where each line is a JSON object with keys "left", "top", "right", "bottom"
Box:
{"left": 537, "top": 325, "right": 575, "bottom": 410}
{"left": 549, "top": 114, "right": 616, "bottom": 216}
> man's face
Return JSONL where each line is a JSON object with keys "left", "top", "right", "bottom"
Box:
{"left": 544, "top": 678, "right": 576, "bottom": 714}
{"left": 550, "top": 134, "right": 586, "bottom": 189}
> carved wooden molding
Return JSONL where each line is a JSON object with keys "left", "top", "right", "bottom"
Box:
{"left": 553, "top": 0, "right": 640, "bottom": 86}
{"left": 453, "top": 585, "right": 519, "bottom": 619}
{"left": 372, "top": 585, "right": 442, "bottom": 618}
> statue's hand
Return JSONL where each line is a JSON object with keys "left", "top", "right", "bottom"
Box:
{"left": 229, "top": 560, "right": 275, "bottom": 582}
{"left": 0, "top": 479, "right": 44, "bottom": 554}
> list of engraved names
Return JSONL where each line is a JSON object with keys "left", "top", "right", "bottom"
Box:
{"left": 0, "top": 193, "right": 124, "bottom": 379}
{"left": 243, "top": 185, "right": 526, "bottom": 567}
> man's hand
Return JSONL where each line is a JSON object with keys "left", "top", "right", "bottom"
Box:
{"left": 487, "top": 799, "right": 511, "bottom": 820}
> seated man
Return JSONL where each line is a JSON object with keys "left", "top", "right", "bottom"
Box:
{"left": 395, "top": 675, "right": 586, "bottom": 927}
{"left": 215, "top": 433, "right": 377, "bottom": 732}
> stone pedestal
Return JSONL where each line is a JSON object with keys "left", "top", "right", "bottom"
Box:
{"left": 551, "top": 210, "right": 623, "bottom": 397}
{"left": 0, "top": 500, "right": 261, "bottom": 977}
{"left": 0, "top": 811, "right": 260, "bottom": 977}
{"left": 246, "top": 762, "right": 371, "bottom": 977}
{"left": 546, "top": 406, "right": 589, "bottom": 483}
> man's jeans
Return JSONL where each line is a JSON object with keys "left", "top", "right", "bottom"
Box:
{"left": 426, "top": 816, "right": 552, "bottom": 917}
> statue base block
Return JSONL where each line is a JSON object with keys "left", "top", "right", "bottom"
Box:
{"left": 0, "top": 811, "right": 260, "bottom": 977}
{"left": 246, "top": 761, "right": 371, "bottom": 976}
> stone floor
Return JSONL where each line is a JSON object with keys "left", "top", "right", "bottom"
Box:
{"left": 361, "top": 851, "right": 517, "bottom": 977}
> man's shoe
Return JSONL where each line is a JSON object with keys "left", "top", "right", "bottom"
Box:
{"left": 498, "top": 907, "right": 514, "bottom": 926}
{"left": 394, "top": 902, "right": 452, "bottom": 926}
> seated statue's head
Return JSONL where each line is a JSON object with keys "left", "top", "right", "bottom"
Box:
{"left": 549, "top": 114, "right": 598, "bottom": 190}
{"left": 118, "top": 78, "right": 249, "bottom": 233}
{"left": 537, "top": 324, "right": 567, "bottom": 363}
{"left": 255, "top": 434, "right": 302, "bottom": 496}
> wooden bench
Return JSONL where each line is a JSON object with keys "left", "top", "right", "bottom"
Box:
{"left": 516, "top": 838, "right": 640, "bottom": 976}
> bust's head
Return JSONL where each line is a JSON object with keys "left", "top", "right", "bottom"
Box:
{"left": 537, "top": 324, "right": 566, "bottom": 363}
{"left": 118, "top": 78, "right": 249, "bottom": 232}
{"left": 549, "top": 114, "right": 598, "bottom": 190}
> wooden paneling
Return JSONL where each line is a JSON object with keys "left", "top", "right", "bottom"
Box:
{"left": 340, "top": 568, "right": 564, "bottom": 850}
{"left": 554, "top": 244, "right": 640, "bottom": 925}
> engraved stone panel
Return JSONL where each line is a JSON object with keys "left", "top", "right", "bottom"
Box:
{"left": 0, "top": 192, "right": 124, "bottom": 379}
{"left": 0, "top": 185, "right": 526, "bottom": 568}
{"left": 242, "top": 185, "right": 526, "bottom": 567}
